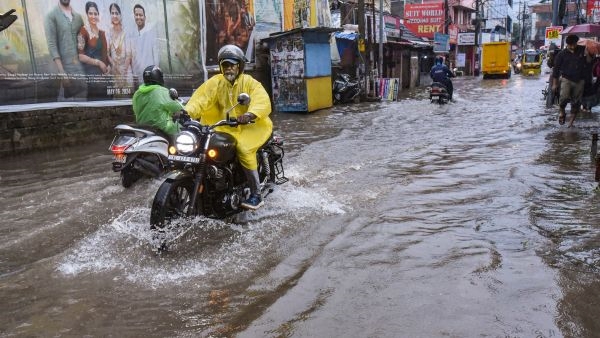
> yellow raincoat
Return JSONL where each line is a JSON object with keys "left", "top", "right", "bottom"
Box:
{"left": 185, "top": 73, "right": 273, "bottom": 170}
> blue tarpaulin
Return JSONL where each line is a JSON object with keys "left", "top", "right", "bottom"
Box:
{"left": 334, "top": 31, "right": 358, "bottom": 62}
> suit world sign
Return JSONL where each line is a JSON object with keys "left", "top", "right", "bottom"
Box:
{"left": 404, "top": 3, "right": 444, "bottom": 39}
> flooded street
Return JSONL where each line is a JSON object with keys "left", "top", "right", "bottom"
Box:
{"left": 2, "top": 70, "right": 600, "bottom": 337}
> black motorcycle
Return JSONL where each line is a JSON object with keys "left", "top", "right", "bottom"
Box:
{"left": 149, "top": 93, "right": 288, "bottom": 248}
{"left": 429, "top": 82, "right": 450, "bottom": 104}
{"left": 333, "top": 73, "right": 361, "bottom": 104}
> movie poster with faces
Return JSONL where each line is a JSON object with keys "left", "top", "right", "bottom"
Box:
{"left": 0, "top": 0, "right": 202, "bottom": 105}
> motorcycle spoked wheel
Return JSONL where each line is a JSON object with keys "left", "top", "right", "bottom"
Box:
{"left": 120, "top": 167, "right": 141, "bottom": 188}
{"left": 150, "top": 177, "right": 194, "bottom": 230}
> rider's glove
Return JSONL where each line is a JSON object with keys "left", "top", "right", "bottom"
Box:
{"left": 173, "top": 109, "right": 190, "bottom": 122}
{"left": 237, "top": 113, "right": 256, "bottom": 124}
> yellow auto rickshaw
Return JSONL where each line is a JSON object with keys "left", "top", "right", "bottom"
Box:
{"left": 521, "top": 49, "right": 543, "bottom": 76}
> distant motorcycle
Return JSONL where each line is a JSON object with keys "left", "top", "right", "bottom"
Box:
{"left": 150, "top": 93, "right": 288, "bottom": 249}
{"left": 513, "top": 60, "right": 522, "bottom": 74}
{"left": 109, "top": 88, "right": 185, "bottom": 188}
{"left": 333, "top": 73, "right": 361, "bottom": 104}
{"left": 429, "top": 82, "right": 450, "bottom": 104}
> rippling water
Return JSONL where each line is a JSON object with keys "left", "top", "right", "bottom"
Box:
{"left": 1, "top": 70, "right": 600, "bottom": 337}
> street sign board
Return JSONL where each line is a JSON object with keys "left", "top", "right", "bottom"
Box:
{"left": 545, "top": 26, "right": 563, "bottom": 48}
{"left": 457, "top": 32, "right": 475, "bottom": 45}
{"left": 433, "top": 32, "right": 450, "bottom": 52}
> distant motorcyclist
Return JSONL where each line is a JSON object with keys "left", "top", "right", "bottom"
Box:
{"left": 132, "top": 65, "right": 183, "bottom": 136}
{"left": 184, "top": 44, "right": 273, "bottom": 211}
{"left": 430, "top": 56, "right": 455, "bottom": 100}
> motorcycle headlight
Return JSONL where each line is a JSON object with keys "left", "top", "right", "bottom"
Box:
{"left": 175, "top": 131, "right": 198, "bottom": 155}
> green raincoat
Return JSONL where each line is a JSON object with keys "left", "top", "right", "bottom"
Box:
{"left": 185, "top": 73, "right": 273, "bottom": 170}
{"left": 132, "top": 84, "right": 183, "bottom": 135}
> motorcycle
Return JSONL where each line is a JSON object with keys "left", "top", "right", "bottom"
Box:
{"left": 149, "top": 93, "right": 288, "bottom": 248}
{"left": 429, "top": 82, "right": 450, "bottom": 104}
{"left": 109, "top": 88, "right": 183, "bottom": 188}
{"left": 333, "top": 73, "right": 361, "bottom": 104}
{"left": 514, "top": 60, "right": 522, "bottom": 74}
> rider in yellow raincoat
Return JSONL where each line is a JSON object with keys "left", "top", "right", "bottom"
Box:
{"left": 184, "top": 44, "right": 273, "bottom": 210}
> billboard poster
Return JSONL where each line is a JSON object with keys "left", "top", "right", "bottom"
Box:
{"left": 0, "top": 0, "right": 204, "bottom": 105}
{"left": 404, "top": 2, "right": 444, "bottom": 39}
{"left": 588, "top": 0, "right": 600, "bottom": 23}
{"left": 545, "top": 26, "right": 563, "bottom": 48}
{"left": 283, "top": 0, "right": 332, "bottom": 30}
{"left": 269, "top": 34, "right": 306, "bottom": 111}
{"left": 0, "top": 0, "right": 285, "bottom": 106}
{"left": 205, "top": 0, "right": 255, "bottom": 64}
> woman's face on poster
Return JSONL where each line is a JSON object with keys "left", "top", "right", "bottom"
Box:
{"left": 110, "top": 6, "right": 121, "bottom": 25}
{"left": 87, "top": 6, "right": 99, "bottom": 26}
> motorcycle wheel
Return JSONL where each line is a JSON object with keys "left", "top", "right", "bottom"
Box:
{"left": 121, "top": 168, "right": 140, "bottom": 188}
{"left": 150, "top": 178, "right": 194, "bottom": 229}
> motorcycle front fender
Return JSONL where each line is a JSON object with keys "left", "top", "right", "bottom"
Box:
{"left": 163, "top": 169, "right": 194, "bottom": 182}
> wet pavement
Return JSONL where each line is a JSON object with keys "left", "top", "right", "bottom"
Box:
{"left": 1, "top": 69, "right": 600, "bottom": 337}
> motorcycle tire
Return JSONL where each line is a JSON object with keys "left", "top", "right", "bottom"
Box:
{"left": 150, "top": 177, "right": 194, "bottom": 229}
{"left": 121, "top": 168, "right": 140, "bottom": 188}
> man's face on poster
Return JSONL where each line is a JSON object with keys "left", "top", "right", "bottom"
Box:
{"left": 59, "top": 0, "right": 70, "bottom": 6}
{"left": 134, "top": 8, "right": 145, "bottom": 29}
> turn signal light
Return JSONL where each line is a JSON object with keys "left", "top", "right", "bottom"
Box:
{"left": 169, "top": 146, "right": 177, "bottom": 155}
{"left": 208, "top": 149, "right": 217, "bottom": 158}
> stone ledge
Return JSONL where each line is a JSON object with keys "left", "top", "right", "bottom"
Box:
{"left": 0, "top": 104, "right": 134, "bottom": 157}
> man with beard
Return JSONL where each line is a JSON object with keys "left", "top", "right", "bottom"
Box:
{"left": 184, "top": 45, "right": 273, "bottom": 210}
{"left": 131, "top": 4, "right": 159, "bottom": 88}
{"left": 44, "top": 0, "right": 87, "bottom": 100}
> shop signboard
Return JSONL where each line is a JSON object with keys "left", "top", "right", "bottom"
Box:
{"left": 403, "top": 3, "right": 444, "bottom": 39}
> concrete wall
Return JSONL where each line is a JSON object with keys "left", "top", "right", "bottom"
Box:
{"left": 0, "top": 104, "right": 134, "bottom": 158}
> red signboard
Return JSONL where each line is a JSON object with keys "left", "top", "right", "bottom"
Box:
{"left": 448, "top": 24, "right": 458, "bottom": 45}
{"left": 404, "top": 3, "right": 444, "bottom": 39}
{"left": 589, "top": 0, "right": 600, "bottom": 23}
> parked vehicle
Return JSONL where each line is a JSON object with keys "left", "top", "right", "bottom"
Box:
{"left": 149, "top": 93, "right": 288, "bottom": 250}
{"left": 333, "top": 73, "right": 361, "bottom": 104}
{"left": 481, "top": 41, "right": 512, "bottom": 79}
{"left": 428, "top": 82, "right": 450, "bottom": 104}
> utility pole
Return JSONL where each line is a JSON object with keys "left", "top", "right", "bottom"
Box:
{"left": 520, "top": 1, "right": 526, "bottom": 50}
{"left": 474, "top": 0, "right": 481, "bottom": 76}
{"left": 379, "top": 0, "right": 383, "bottom": 80}
{"left": 552, "top": 0, "right": 559, "bottom": 26}
{"left": 358, "top": 0, "right": 368, "bottom": 98}
{"left": 444, "top": 0, "right": 450, "bottom": 34}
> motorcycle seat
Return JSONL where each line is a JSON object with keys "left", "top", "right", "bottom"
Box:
{"left": 127, "top": 124, "right": 172, "bottom": 142}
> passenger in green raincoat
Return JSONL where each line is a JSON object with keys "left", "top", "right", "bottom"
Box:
{"left": 132, "top": 65, "right": 183, "bottom": 136}
{"left": 185, "top": 45, "right": 273, "bottom": 210}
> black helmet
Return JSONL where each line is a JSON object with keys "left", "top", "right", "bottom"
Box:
{"left": 218, "top": 44, "right": 247, "bottom": 73}
{"left": 143, "top": 65, "right": 164, "bottom": 86}
{"left": 435, "top": 56, "right": 444, "bottom": 65}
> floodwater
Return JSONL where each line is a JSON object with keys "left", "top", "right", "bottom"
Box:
{"left": 1, "top": 70, "right": 600, "bottom": 338}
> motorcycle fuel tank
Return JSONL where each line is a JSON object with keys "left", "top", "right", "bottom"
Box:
{"left": 208, "top": 132, "right": 237, "bottom": 164}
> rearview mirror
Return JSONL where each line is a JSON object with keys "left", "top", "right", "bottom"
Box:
{"left": 169, "top": 88, "right": 179, "bottom": 100}
{"left": 237, "top": 93, "right": 250, "bottom": 105}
